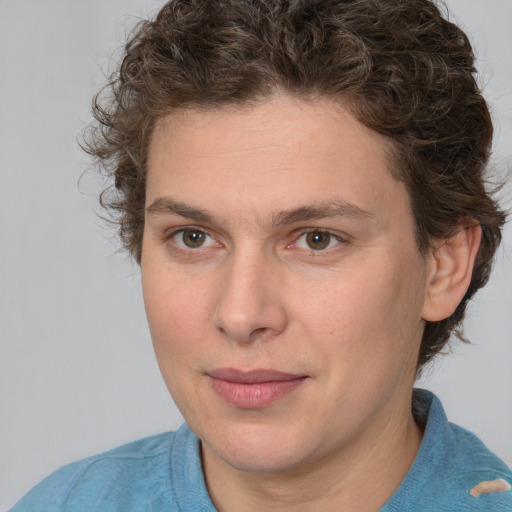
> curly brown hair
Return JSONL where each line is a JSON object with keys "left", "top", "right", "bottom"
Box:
{"left": 85, "top": 0, "right": 506, "bottom": 370}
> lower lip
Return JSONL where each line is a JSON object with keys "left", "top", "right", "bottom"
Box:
{"left": 209, "top": 377, "right": 307, "bottom": 408}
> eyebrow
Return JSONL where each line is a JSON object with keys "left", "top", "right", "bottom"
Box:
{"left": 146, "top": 197, "right": 214, "bottom": 223}
{"left": 270, "top": 201, "right": 374, "bottom": 227}
{"left": 145, "top": 196, "right": 374, "bottom": 226}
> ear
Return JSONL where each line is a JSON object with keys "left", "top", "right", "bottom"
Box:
{"left": 421, "top": 224, "right": 482, "bottom": 322}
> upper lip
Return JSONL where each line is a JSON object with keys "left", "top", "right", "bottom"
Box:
{"left": 208, "top": 368, "right": 306, "bottom": 384}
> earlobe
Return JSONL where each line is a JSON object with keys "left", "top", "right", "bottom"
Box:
{"left": 421, "top": 224, "right": 482, "bottom": 322}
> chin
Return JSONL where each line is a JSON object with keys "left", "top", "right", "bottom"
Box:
{"left": 202, "top": 421, "right": 314, "bottom": 474}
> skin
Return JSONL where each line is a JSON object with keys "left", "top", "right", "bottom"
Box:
{"left": 141, "top": 95, "right": 478, "bottom": 511}
{"left": 470, "top": 479, "right": 512, "bottom": 498}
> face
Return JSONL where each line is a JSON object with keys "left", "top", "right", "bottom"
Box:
{"left": 142, "top": 96, "right": 432, "bottom": 476}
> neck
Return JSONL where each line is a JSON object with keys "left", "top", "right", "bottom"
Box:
{"left": 202, "top": 393, "right": 423, "bottom": 512}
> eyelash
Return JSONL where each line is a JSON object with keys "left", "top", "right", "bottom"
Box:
{"left": 290, "top": 229, "right": 346, "bottom": 253}
{"left": 163, "top": 227, "right": 347, "bottom": 255}
{"left": 166, "top": 227, "right": 219, "bottom": 251}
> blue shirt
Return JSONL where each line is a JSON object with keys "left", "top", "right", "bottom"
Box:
{"left": 10, "top": 390, "right": 512, "bottom": 511}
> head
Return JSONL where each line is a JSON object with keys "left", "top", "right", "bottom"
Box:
{"left": 86, "top": 0, "right": 505, "bottom": 371}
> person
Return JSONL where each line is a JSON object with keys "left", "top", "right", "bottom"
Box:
{"left": 10, "top": 0, "right": 512, "bottom": 510}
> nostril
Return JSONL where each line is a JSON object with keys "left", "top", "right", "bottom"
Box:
{"left": 248, "top": 327, "right": 270, "bottom": 342}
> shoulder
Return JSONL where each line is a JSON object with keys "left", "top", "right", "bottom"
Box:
{"left": 383, "top": 390, "right": 512, "bottom": 512}
{"left": 9, "top": 427, "right": 194, "bottom": 512}
{"left": 443, "top": 421, "right": 512, "bottom": 511}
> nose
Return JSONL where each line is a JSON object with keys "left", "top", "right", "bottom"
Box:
{"left": 212, "top": 250, "right": 288, "bottom": 343}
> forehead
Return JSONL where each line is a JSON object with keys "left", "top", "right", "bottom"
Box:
{"left": 150, "top": 96, "right": 392, "bottom": 168}
{"left": 145, "top": 96, "right": 411, "bottom": 231}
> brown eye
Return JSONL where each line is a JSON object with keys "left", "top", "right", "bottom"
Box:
{"left": 305, "top": 231, "right": 332, "bottom": 250}
{"left": 180, "top": 229, "right": 206, "bottom": 248}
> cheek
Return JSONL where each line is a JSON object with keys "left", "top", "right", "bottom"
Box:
{"left": 294, "top": 258, "right": 426, "bottom": 365}
{"left": 142, "top": 273, "right": 206, "bottom": 405}
{"left": 142, "top": 269, "right": 208, "bottom": 362}
{"left": 143, "top": 261, "right": 209, "bottom": 322}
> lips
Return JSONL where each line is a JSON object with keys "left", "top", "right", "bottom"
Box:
{"left": 208, "top": 368, "right": 308, "bottom": 408}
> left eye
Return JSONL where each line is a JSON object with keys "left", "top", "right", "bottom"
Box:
{"left": 295, "top": 230, "right": 341, "bottom": 251}
{"left": 171, "top": 228, "right": 217, "bottom": 249}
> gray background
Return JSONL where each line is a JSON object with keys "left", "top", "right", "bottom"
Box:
{"left": 1, "top": 1, "right": 511, "bottom": 510}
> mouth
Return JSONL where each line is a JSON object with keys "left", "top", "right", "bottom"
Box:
{"left": 207, "top": 368, "right": 308, "bottom": 408}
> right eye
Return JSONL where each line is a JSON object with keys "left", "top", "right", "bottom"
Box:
{"left": 171, "top": 228, "right": 217, "bottom": 249}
